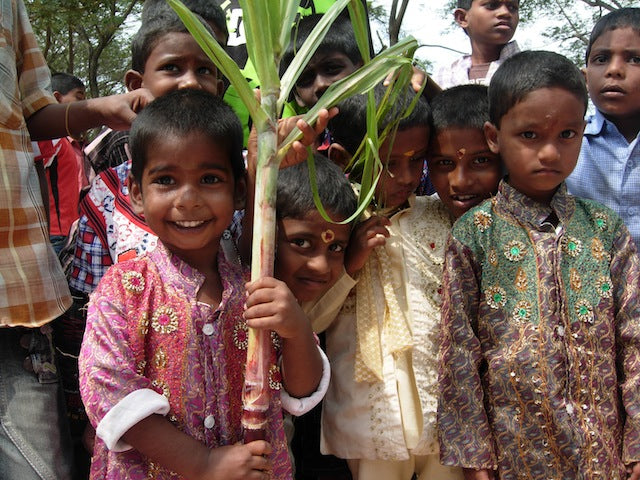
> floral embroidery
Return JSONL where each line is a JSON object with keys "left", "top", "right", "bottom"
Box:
{"left": 512, "top": 300, "right": 532, "bottom": 323}
{"left": 504, "top": 240, "right": 526, "bottom": 262}
{"left": 138, "top": 312, "right": 149, "bottom": 336}
{"left": 515, "top": 268, "right": 528, "bottom": 292}
{"left": 153, "top": 348, "right": 168, "bottom": 369}
{"left": 269, "top": 364, "right": 282, "bottom": 390}
{"left": 233, "top": 321, "right": 248, "bottom": 350}
{"left": 591, "top": 237, "right": 610, "bottom": 262}
{"left": 151, "top": 306, "right": 178, "bottom": 334}
{"left": 485, "top": 286, "right": 507, "bottom": 309}
{"left": 595, "top": 276, "right": 613, "bottom": 299}
{"left": 594, "top": 212, "right": 608, "bottom": 231}
{"left": 575, "top": 299, "right": 594, "bottom": 324}
{"left": 122, "top": 271, "right": 145, "bottom": 294}
{"left": 569, "top": 269, "right": 582, "bottom": 292}
{"left": 562, "top": 236, "right": 582, "bottom": 258}
{"left": 474, "top": 211, "right": 492, "bottom": 232}
{"left": 488, "top": 248, "right": 498, "bottom": 267}
{"left": 136, "top": 360, "right": 146, "bottom": 375}
{"left": 151, "top": 379, "right": 170, "bottom": 398}
{"left": 271, "top": 331, "right": 282, "bottom": 350}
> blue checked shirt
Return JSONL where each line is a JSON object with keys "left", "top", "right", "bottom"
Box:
{"left": 567, "top": 110, "right": 640, "bottom": 247}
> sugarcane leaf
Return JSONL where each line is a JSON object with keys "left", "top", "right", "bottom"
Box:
{"left": 277, "top": 0, "right": 301, "bottom": 56}
{"left": 167, "top": 0, "right": 267, "bottom": 126}
{"left": 347, "top": 0, "right": 372, "bottom": 63}
{"left": 278, "top": 0, "right": 351, "bottom": 112}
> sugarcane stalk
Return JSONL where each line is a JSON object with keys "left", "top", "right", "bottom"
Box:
{"left": 242, "top": 91, "right": 279, "bottom": 441}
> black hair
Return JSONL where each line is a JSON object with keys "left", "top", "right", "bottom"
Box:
{"left": 430, "top": 84, "right": 489, "bottom": 132}
{"left": 488, "top": 50, "right": 588, "bottom": 128}
{"left": 456, "top": 0, "right": 472, "bottom": 9}
{"left": 129, "top": 89, "right": 245, "bottom": 184}
{"left": 280, "top": 12, "right": 363, "bottom": 77}
{"left": 276, "top": 153, "right": 357, "bottom": 222}
{"left": 131, "top": 10, "right": 221, "bottom": 73}
{"left": 328, "top": 83, "right": 431, "bottom": 157}
{"left": 141, "top": 0, "right": 228, "bottom": 43}
{"left": 51, "top": 72, "right": 85, "bottom": 95}
{"left": 585, "top": 8, "right": 640, "bottom": 64}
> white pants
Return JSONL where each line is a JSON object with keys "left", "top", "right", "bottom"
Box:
{"left": 347, "top": 454, "right": 464, "bottom": 480}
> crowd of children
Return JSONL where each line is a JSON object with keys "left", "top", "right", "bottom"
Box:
{"left": 3, "top": 0, "right": 640, "bottom": 479}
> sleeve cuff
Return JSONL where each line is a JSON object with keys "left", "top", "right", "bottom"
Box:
{"left": 96, "top": 388, "right": 170, "bottom": 452}
{"left": 280, "top": 346, "right": 330, "bottom": 416}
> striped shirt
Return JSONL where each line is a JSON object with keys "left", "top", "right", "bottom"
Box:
{"left": 0, "top": 0, "right": 71, "bottom": 326}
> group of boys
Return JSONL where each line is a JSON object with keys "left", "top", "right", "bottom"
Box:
{"left": 3, "top": 0, "right": 640, "bottom": 479}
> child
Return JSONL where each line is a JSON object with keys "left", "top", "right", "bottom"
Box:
{"left": 427, "top": 84, "right": 502, "bottom": 220}
{"left": 79, "top": 88, "right": 327, "bottom": 480}
{"left": 312, "top": 85, "right": 465, "bottom": 480}
{"left": 438, "top": 50, "right": 640, "bottom": 480}
{"left": 434, "top": 0, "right": 520, "bottom": 89}
{"left": 566, "top": 8, "right": 640, "bottom": 247}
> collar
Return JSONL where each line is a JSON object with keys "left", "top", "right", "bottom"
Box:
{"left": 496, "top": 179, "right": 574, "bottom": 230}
{"left": 584, "top": 110, "right": 607, "bottom": 136}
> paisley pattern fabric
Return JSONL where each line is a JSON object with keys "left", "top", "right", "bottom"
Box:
{"left": 438, "top": 180, "right": 640, "bottom": 479}
{"left": 80, "top": 243, "right": 292, "bottom": 479}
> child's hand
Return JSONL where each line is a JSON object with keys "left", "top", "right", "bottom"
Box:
{"left": 463, "top": 468, "right": 495, "bottom": 480}
{"left": 244, "top": 277, "right": 309, "bottom": 339}
{"left": 198, "top": 440, "right": 272, "bottom": 480}
{"left": 628, "top": 462, "right": 640, "bottom": 479}
{"left": 345, "top": 215, "right": 391, "bottom": 277}
{"left": 280, "top": 107, "right": 339, "bottom": 169}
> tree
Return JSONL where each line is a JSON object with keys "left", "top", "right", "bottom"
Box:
{"left": 26, "top": 0, "right": 142, "bottom": 97}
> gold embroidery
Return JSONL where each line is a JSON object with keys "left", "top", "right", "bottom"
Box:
{"left": 138, "top": 312, "right": 149, "bottom": 336}
{"left": 136, "top": 360, "right": 146, "bottom": 375}
{"left": 594, "top": 212, "right": 608, "bottom": 231}
{"left": 515, "top": 267, "right": 528, "bottom": 292}
{"left": 151, "top": 379, "right": 170, "bottom": 398}
{"left": 569, "top": 268, "right": 582, "bottom": 292}
{"left": 485, "top": 286, "right": 507, "bottom": 309}
{"left": 153, "top": 348, "right": 168, "bottom": 369}
{"left": 488, "top": 248, "right": 498, "bottom": 267}
{"left": 512, "top": 300, "right": 532, "bottom": 323}
{"left": 122, "top": 271, "right": 145, "bottom": 294}
{"left": 474, "top": 211, "right": 492, "bottom": 232}
{"left": 591, "top": 237, "right": 610, "bottom": 262}
{"left": 269, "top": 364, "right": 282, "bottom": 390}
{"left": 575, "top": 299, "right": 594, "bottom": 324}
{"left": 562, "top": 236, "right": 583, "bottom": 258}
{"left": 233, "top": 321, "right": 248, "bottom": 350}
{"left": 595, "top": 276, "right": 613, "bottom": 299}
{"left": 151, "top": 306, "right": 178, "bottom": 334}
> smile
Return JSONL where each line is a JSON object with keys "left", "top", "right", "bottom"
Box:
{"left": 173, "top": 220, "right": 207, "bottom": 228}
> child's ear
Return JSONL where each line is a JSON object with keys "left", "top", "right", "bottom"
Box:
{"left": 454, "top": 8, "right": 469, "bottom": 29}
{"left": 484, "top": 121, "right": 500, "bottom": 154}
{"left": 128, "top": 173, "right": 145, "bottom": 216}
{"left": 234, "top": 175, "right": 247, "bottom": 211}
{"left": 53, "top": 91, "right": 63, "bottom": 103}
{"left": 327, "top": 143, "right": 352, "bottom": 169}
{"left": 125, "top": 69, "right": 144, "bottom": 92}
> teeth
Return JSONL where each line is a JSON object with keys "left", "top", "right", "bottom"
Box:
{"left": 174, "top": 220, "right": 205, "bottom": 227}
{"left": 453, "top": 195, "right": 476, "bottom": 201}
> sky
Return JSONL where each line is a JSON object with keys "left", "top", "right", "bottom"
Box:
{"left": 368, "top": 1, "right": 566, "bottom": 73}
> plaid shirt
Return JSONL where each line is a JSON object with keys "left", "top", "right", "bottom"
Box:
{"left": 0, "top": 0, "right": 71, "bottom": 326}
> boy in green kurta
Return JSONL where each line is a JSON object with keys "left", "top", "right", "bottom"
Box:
{"left": 438, "top": 50, "right": 640, "bottom": 480}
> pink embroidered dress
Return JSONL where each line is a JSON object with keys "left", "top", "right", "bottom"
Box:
{"left": 79, "top": 242, "right": 292, "bottom": 479}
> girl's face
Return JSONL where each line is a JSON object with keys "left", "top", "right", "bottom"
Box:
{"left": 275, "top": 210, "right": 351, "bottom": 303}
{"left": 129, "top": 131, "right": 245, "bottom": 272}
{"left": 375, "top": 126, "right": 430, "bottom": 211}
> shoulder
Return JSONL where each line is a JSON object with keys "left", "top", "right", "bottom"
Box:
{"left": 451, "top": 198, "right": 494, "bottom": 242}
{"left": 571, "top": 196, "right": 626, "bottom": 237}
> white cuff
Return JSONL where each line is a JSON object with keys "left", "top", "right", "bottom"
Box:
{"left": 280, "top": 346, "right": 330, "bottom": 416}
{"left": 96, "top": 388, "right": 170, "bottom": 452}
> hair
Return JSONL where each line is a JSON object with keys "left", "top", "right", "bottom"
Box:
{"left": 51, "top": 72, "right": 85, "bottom": 95}
{"left": 488, "top": 50, "right": 588, "bottom": 128}
{"left": 585, "top": 8, "right": 640, "bottom": 63}
{"left": 280, "top": 12, "right": 363, "bottom": 77}
{"left": 276, "top": 154, "right": 357, "bottom": 222}
{"left": 430, "top": 84, "right": 489, "bottom": 132}
{"left": 456, "top": 0, "right": 473, "bottom": 9}
{"left": 129, "top": 89, "right": 245, "bottom": 184}
{"left": 131, "top": 9, "right": 221, "bottom": 73}
{"left": 328, "top": 83, "right": 432, "bottom": 157}
{"left": 141, "top": 0, "right": 228, "bottom": 42}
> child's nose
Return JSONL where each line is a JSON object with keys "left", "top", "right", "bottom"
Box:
{"left": 179, "top": 71, "right": 202, "bottom": 90}
{"left": 605, "top": 56, "right": 625, "bottom": 78}
{"left": 539, "top": 142, "right": 561, "bottom": 163}
{"left": 176, "top": 184, "right": 202, "bottom": 208}
{"left": 308, "top": 253, "right": 331, "bottom": 276}
{"left": 449, "top": 166, "right": 471, "bottom": 190}
{"left": 314, "top": 76, "right": 331, "bottom": 100}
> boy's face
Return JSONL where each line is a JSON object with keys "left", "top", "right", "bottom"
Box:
{"left": 484, "top": 87, "right": 585, "bottom": 205}
{"left": 55, "top": 87, "right": 86, "bottom": 104}
{"left": 585, "top": 27, "right": 640, "bottom": 125}
{"left": 455, "top": 0, "right": 519, "bottom": 48}
{"left": 294, "top": 51, "right": 362, "bottom": 108}
{"left": 129, "top": 131, "right": 245, "bottom": 271}
{"left": 428, "top": 127, "right": 502, "bottom": 219}
{"left": 274, "top": 211, "right": 351, "bottom": 303}
{"left": 127, "top": 32, "right": 223, "bottom": 98}
{"left": 375, "top": 126, "right": 429, "bottom": 211}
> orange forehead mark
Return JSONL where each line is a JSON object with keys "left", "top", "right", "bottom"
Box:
{"left": 456, "top": 148, "right": 466, "bottom": 159}
{"left": 321, "top": 229, "right": 335, "bottom": 243}
{"left": 403, "top": 150, "right": 415, "bottom": 157}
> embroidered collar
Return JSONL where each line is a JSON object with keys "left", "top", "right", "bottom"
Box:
{"left": 496, "top": 179, "right": 574, "bottom": 230}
